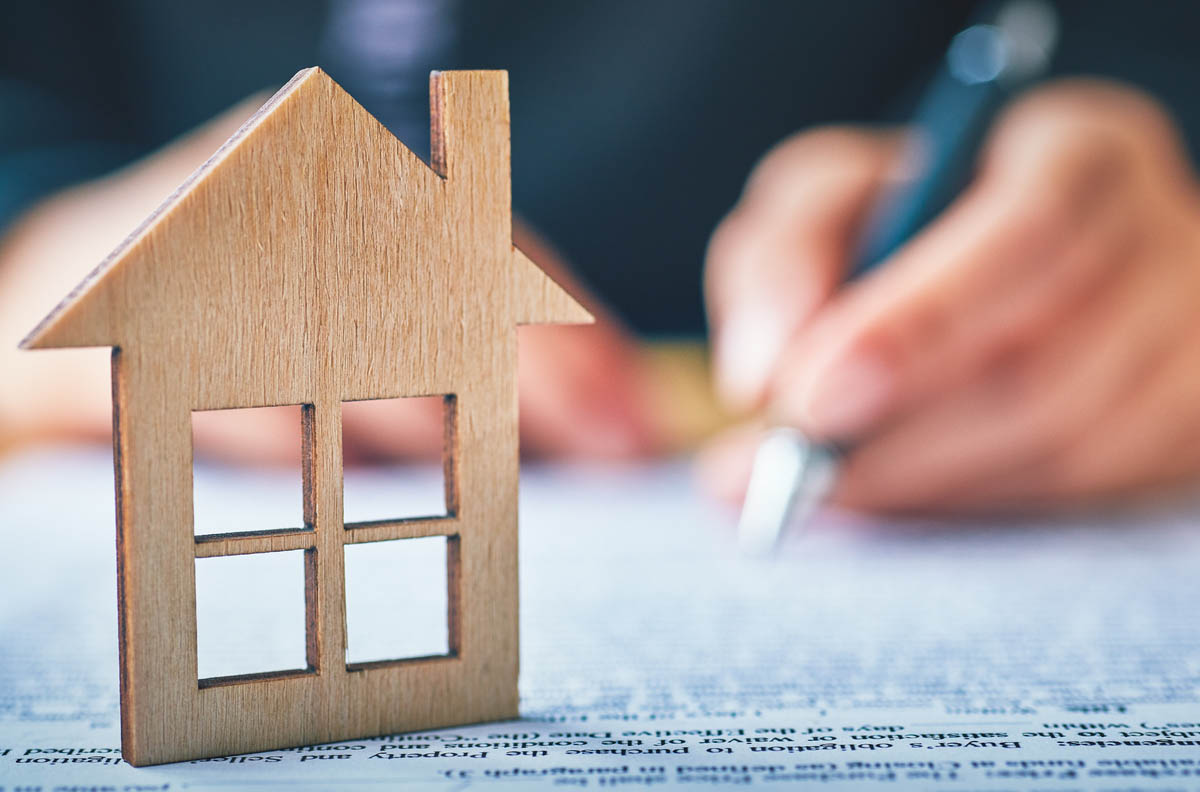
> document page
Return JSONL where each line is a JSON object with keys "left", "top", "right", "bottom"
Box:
{"left": 2, "top": 448, "right": 1200, "bottom": 790}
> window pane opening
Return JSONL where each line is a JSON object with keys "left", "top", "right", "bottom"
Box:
{"left": 192, "top": 404, "right": 309, "bottom": 538}
{"left": 341, "top": 395, "right": 454, "bottom": 525}
{"left": 344, "top": 536, "right": 453, "bottom": 667}
{"left": 195, "top": 550, "right": 310, "bottom": 682}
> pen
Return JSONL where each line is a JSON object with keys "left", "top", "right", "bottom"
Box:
{"left": 736, "top": 0, "right": 1059, "bottom": 556}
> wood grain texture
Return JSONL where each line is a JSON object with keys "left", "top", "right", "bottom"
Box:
{"left": 22, "top": 67, "right": 590, "bottom": 766}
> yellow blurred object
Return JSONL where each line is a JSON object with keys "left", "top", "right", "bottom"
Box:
{"left": 642, "top": 338, "right": 734, "bottom": 453}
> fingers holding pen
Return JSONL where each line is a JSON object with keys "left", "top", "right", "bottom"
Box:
{"left": 768, "top": 84, "right": 1167, "bottom": 444}
{"left": 778, "top": 83, "right": 1200, "bottom": 512}
{"left": 703, "top": 213, "right": 1143, "bottom": 515}
{"left": 705, "top": 128, "right": 902, "bottom": 413}
{"left": 700, "top": 80, "right": 1200, "bottom": 515}
{"left": 831, "top": 238, "right": 1158, "bottom": 512}
{"left": 774, "top": 187, "right": 1121, "bottom": 441}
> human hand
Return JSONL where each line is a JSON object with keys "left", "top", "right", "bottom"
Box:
{"left": 0, "top": 97, "right": 660, "bottom": 464}
{"left": 701, "top": 80, "right": 1200, "bottom": 513}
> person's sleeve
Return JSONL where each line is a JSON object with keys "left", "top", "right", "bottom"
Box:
{"left": 0, "top": 5, "right": 142, "bottom": 235}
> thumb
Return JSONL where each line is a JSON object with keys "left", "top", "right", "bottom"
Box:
{"left": 705, "top": 128, "right": 900, "bottom": 413}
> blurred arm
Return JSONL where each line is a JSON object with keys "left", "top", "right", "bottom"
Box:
{"left": 0, "top": 98, "right": 266, "bottom": 452}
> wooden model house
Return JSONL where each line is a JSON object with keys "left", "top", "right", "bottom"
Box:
{"left": 21, "top": 68, "right": 590, "bottom": 766}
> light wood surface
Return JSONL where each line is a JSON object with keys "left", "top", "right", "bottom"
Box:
{"left": 22, "top": 67, "right": 589, "bottom": 766}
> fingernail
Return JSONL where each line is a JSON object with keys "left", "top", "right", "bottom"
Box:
{"left": 715, "top": 310, "right": 787, "bottom": 412}
{"left": 799, "top": 354, "right": 893, "bottom": 437}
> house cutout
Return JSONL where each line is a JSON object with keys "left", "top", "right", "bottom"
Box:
{"left": 21, "top": 68, "right": 591, "bottom": 766}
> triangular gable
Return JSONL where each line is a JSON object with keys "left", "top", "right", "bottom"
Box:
{"left": 22, "top": 68, "right": 588, "bottom": 351}
{"left": 511, "top": 246, "right": 592, "bottom": 325}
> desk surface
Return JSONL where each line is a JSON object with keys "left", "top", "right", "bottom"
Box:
{"left": 2, "top": 448, "right": 1200, "bottom": 789}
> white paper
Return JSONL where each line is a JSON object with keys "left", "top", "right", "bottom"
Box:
{"left": 3, "top": 447, "right": 1200, "bottom": 790}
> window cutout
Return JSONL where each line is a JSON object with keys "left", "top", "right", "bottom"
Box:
{"left": 195, "top": 550, "right": 309, "bottom": 682}
{"left": 344, "top": 537, "right": 452, "bottom": 666}
{"left": 341, "top": 396, "right": 454, "bottom": 525}
{"left": 192, "top": 405, "right": 308, "bottom": 538}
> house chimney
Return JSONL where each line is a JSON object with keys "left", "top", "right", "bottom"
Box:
{"left": 430, "top": 70, "right": 511, "bottom": 229}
